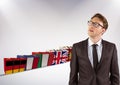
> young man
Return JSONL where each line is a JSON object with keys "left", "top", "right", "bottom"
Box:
{"left": 69, "top": 13, "right": 119, "bottom": 85}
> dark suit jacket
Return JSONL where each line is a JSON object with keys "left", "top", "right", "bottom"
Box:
{"left": 69, "top": 39, "right": 119, "bottom": 85}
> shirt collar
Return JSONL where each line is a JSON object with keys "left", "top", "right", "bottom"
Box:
{"left": 88, "top": 38, "right": 102, "bottom": 47}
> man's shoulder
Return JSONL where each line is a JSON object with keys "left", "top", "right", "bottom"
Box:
{"left": 102, "top": 39, "right": 116, "bottom": 46}
{"left": 73, "top": 39, "right": 88, "bottom": 46}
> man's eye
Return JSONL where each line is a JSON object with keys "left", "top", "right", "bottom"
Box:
{"left": 94, "top": 23, "right": 99, "bottom": 26}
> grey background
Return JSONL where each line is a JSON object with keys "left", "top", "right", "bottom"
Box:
{"left": 0, "top": 0, "right": 120, "bottom": 85}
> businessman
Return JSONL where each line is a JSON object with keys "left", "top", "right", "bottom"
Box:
{"left": 69, "top": 13, "right": 119, "bottom": 85}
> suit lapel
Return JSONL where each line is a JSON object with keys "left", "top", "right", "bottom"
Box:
{"left": 83, "top": 39, "right": 94, "bottom": 71}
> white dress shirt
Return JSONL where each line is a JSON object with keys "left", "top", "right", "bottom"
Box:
{"left": 88, "top": 38, "right": 102, "bottom": 67}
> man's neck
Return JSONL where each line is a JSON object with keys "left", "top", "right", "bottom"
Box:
{"left": 89, "top": 37, "right": 102, "bottom": 44}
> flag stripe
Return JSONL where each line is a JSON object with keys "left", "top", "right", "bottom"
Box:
{"left": 41, "top": 54, "right": 49, "bottom": 67}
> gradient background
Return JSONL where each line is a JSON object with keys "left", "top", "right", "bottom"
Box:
{"left": 0, "top": 0, "right": 120, "bottom": 85}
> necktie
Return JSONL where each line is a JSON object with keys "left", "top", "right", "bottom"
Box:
{"left": 92, "top": 44, "right": 98, "bottom": 71}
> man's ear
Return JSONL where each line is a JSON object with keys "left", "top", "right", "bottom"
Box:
{"left": 102, "top": 29, "right": 106, "bottom": 35}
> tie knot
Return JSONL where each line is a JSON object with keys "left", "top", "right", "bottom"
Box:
{"left": 92, "top": 44, "right": 98, "bottom": 47}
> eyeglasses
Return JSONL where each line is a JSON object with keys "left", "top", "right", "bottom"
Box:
{"left": 88, "top": 21, "right": 104, "bottom": 28}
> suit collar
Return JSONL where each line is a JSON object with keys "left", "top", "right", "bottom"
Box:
{"left": 88, "top": 38, "right": 102, "bottom": 47}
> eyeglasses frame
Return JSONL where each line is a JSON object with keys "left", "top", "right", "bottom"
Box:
{"left": 88, "top": 20, "right": 104, "bottom": 28}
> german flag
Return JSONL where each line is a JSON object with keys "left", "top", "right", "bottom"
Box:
{"left": 19, "top": 58, "right": 27, "bottom": 72}
{"left": 12, "top": 58, "right": 20, "bottom": 73}
{"left": 4, "top": 58, "right": 13, "bottom": 75}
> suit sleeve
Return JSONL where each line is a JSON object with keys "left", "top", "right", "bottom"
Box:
{"left": 110, "top": 44, "right": 119, "bottom": 85}
{"left": 69, "top": 44, "right": 79, "bottom": 85}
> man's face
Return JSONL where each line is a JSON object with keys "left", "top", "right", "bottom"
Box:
{"left": 88, "top": 17, "right": 106, "bottom": 38}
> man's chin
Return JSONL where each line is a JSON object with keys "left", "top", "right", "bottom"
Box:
{"left": 88, "top": 33, "right": 94, "bottom": 37}
{"left": 88, "top": 35, "right": 96, "bottom": 39}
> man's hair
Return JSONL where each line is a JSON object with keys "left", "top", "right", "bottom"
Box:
{"left": 91, "top": 13, "right": 108, "bottom": 30}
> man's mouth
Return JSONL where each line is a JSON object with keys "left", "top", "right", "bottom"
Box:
{"left": 89, "top": 30, "right": 94, "bottom": 32}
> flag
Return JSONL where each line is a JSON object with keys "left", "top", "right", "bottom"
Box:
{"left": 51, "top": 51, "right": 57, "bottom": 65}
{"left": 32, "top": 55, "right": 39, "bottom": 69}
{"left": 47, "top": 52, "right": 54, "bottom": 66}
{"left": 32, "top": 52, "right": 42, "bottom": 68}
{"left": 52, "top": 51, "right": 62, "bottom": 65}
{"left": 60, "top": 49, "right": 69, "bottom": 63}
{"left": 40, "top": 52, "right": 49, "bottom": 67}
{"left": 19, "top": 58, "right": 27, "bottom": 72}
{"left": 12, "top": 58, "right": 20, "bottom": 73}
{"left": 24, "top": 55, "right": 34, "bottom": 70}
{"left": 67, "top": 47, "right": 72, "bottom": 61}
{"left": 59, "top": 46, "right": 72, "bottom": 62}
{"left": 4, "top": 58, "right": 13, "bottom": 75}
